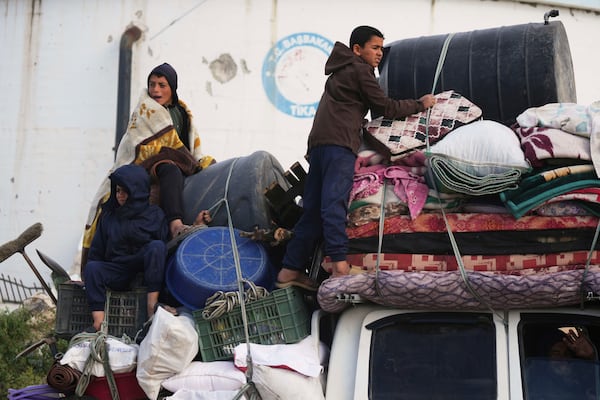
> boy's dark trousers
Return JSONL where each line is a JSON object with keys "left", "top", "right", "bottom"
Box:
{"left": 282, "top": 145, "right": 356, "bottom": 270}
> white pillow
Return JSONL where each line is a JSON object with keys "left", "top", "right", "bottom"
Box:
{"left": 161, "top": 361, "right": 245, "bottom": 393}
{"left": 429, "top": 120, "right": 530, "bottom": 176}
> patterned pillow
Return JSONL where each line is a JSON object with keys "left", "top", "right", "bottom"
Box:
{"left": 363, "top": 90, "right": 482, "bottom": 161}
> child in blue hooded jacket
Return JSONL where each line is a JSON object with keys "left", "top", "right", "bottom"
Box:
{"left": 84, "top": 164, "right": 169, "bottom": 331}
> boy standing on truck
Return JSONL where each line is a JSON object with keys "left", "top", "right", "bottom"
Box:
{"left": 276, "top": 25, "right": 436, "bottom": 290}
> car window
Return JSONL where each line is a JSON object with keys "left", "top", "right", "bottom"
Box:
{"left": 366, "top": 312, "right": 496, "bottom": 400}
{"left": 519, "top": 313, "right": 600, "bottom": 400}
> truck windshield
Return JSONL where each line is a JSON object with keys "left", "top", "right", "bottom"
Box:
{"left": 519, "top": 313, "right": 600, "bottom": 400}
{"left": 366, "top": 312, "right": 496, "bottom": 400}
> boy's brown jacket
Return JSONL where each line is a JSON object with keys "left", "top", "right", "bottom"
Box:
{"left": 307, "top": 41, "right": 425, "bottom": 155}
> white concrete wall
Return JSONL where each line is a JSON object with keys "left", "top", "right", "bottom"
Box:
{"left": 1, "top": 0, "right": 599, "bottom": 286}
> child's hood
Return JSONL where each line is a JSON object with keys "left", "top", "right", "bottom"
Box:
{"left": 106, "top": 164, "right": 151, "bottom": 211}
{"left": 325, "top": 41, "right": 366, "bottom": 75}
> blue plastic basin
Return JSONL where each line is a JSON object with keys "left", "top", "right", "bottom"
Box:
{"left": 166, "top": 226, "right": 273, "bottom": 310}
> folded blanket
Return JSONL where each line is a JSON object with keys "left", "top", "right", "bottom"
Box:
{"left": 384, "top": 166, "right": 428, "bottom": 219}
{"left": 500, "top": 164, "right": 600, "bottom": 218}
{"left": 516, "top": 103, "right": 592, "bottom": 136}
{"left": 347, "top": 202, "right": 407, "bottom": 227}
{"left": 513, "top": 125, "right": 591, "bottom": 168}
{"left": 589, "top": 101, "right": 600, "bottom": 177}
{"left": 350, "top": 169, "right": 384, "bottom": 201}
{"left": 423, "top": 189, "right": 466, "bottom": 211}
{"left": 516, "top": 101, "right": 600, "bottom": 177}
{"left": 427, "top": 154, "right": 523, "bottom": 195}
{"left": 350, "top": 165, "right": 429, "bottom": 219}
{"left": 536, "top": 187, "right": 600, "bottom": 206}
{"left": 534, "top": 200, "right": 599, "bottom": 217}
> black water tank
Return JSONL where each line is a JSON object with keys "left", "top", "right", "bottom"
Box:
{"left": 182, "top": 150, "right": 290, "bottom": 231}
{"left": 378, "top": 21, "right": 576, "bottom": 126}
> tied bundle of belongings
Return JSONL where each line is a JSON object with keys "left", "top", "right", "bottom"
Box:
{"left": 49, "top": 330, "right": 138, "bottom": 399}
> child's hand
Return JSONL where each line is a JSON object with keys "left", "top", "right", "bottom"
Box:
{"left": 194, "top": 210, "right": 212, "bottom": 225}
{"left": 419, "top": 94, "right": 436, "bottom": 109}
{"left": 563, "top": 328, "right": 596, "bottom": 360}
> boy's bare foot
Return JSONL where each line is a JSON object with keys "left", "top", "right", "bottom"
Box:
{"left": 331, "top": 261, "right": 350, "bottom": 278}
{"left": 276, "top": 268, "right": 318, "bottom": 291}
{"left": 277, "top": 267, "right": 300, "bottom": 282}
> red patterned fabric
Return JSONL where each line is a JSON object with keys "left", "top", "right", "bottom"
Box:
{"left": 325, "top": 251, "right": 600, "bottom": 273}
{"left": 347, "top": 213, "right": 600, "bottom": 239}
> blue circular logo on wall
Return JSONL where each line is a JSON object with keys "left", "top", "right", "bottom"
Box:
{"left": 262, "top": 32, "right": 334, "bottom": 118}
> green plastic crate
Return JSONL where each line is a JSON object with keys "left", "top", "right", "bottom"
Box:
{"left": 55, "top": 282, "right": 147, "bottom": 339}
{"left": 193, "top": 286, "right": 310, "bottom": 361}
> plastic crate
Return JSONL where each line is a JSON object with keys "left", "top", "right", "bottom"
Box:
{"left": 193, "top": 286, "right": 310, "bottom": 362}
{"left": 55, "top": 282, "right": 147, "bottom": 339}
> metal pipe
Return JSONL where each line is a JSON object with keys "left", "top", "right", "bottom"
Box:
{"left": 114, "top": 25, "right": 142, "bottom": 157}
{"left": 544, "top": 9, "right": 559, "bottom": 25}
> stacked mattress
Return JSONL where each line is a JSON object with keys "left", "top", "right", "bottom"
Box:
{"left": 317, "top": 21, "right": 600, "bottom": 312}
{"left": 318, "top": 213, "right": 600, "bottom": 312}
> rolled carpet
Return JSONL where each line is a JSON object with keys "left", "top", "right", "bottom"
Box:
{"left": 47, "top": 362, "right": 81, "bottom": 394}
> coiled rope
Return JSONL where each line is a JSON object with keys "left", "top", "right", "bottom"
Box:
{"left": 201, "top": 279, "right": 269, "bottom": 320}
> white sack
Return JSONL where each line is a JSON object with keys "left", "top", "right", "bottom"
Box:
{"left": 161, "top": 361, "right": 245, "bottom": 393}
{"left": 234, "top": 335, "right": 323, "bottom": 377}
{"left": 60, "top": 337, "right": 138, "bottom": 377}
{"left": 136, "top": 307, "right": 199, "bottom": 400}
{"left": 251, "top": 364, "right": 324, "bottom": 400}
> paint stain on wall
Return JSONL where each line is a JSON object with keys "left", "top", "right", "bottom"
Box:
{"left": 209, "top": 54, "right": 237, "bottom": 83}
{"left": 240, "top": 59, "right": 251, "bottom": 74}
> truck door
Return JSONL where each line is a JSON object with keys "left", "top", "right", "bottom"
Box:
{"left": 511, "top": 310, "right": 600, "bottom": 400}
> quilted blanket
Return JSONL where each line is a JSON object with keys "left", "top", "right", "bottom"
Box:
{"left": 317, "top": 267, "right": 600, "bottom": 313}
{"left": 363, "top": 91, "right": 482, "bottom": 161}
